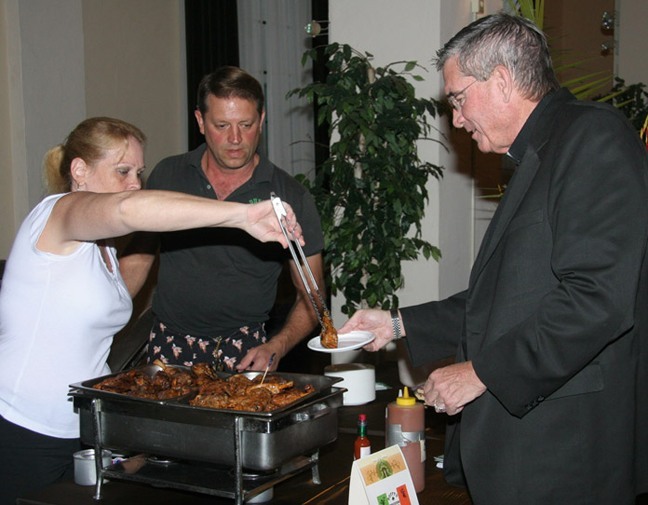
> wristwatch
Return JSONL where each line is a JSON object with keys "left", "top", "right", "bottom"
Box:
{"left": 390, "top": 308, "right": 402, "bottom": 340}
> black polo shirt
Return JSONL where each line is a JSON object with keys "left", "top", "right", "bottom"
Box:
{"left": 146, "top": 144, "right": 324, "bottom": 335}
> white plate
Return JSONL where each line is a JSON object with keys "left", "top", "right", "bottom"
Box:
{"left": 307, "top": 331, "right": 375, "bottom": 353}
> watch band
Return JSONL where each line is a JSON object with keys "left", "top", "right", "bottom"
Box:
{"left": 390, "top": 308, "right": 402, "bottom": 340}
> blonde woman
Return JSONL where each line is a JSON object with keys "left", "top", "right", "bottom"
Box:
{"left": 0, "top": 117, "right": 302, "bottom": 504}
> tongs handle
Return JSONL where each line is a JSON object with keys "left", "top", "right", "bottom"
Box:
{"left": 270, "top": 192, "right": 329, "bottom": 325}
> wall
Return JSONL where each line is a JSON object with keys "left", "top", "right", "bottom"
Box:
{"left": 0, "top": 0, "right": 185, "bottom": 258}
{"left": 82, "top": 0, "right": 187, "bottom": 170}
{"left": 1, "top": 0, "right": 86, "bottom": 258}
{"left": 0, "top": 0, "right": 20, "bottom": 258}
{"left": 21, "top": 1, "right": 87, "bottom": 208}
{"left": 616, "top": 0, "right": 648, "bottom": 85}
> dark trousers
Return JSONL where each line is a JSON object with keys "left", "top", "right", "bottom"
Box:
{"left": 0, "top": 415, "right": 80, "bottom": 505}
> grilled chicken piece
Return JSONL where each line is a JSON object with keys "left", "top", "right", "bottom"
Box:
{"left": 196, "top": 379, "right": 229, "bottom": 396}
{"left": 190, "top": 393, "right": 231, "bottom": 409}
{"left": 228, "top": 388, "right": 273, "bottom": 412}
{"left": 320, "top": 313, "right": 338, "bottom": 349}
{"left": 271, "top": 384, "right": 315, "bottom": 407}
{"left": 226, "top": 374, "right": 254, "bottom": 396}
{"left": 247, "top": 382, "right": 292, "bottom": 395}
{"left": 247, "top": 375, "right": 294, "bottom": 394}
{"left": 93, "top": 366, "right": 194, "bottom": 400}
{"left": 93, "top": 370, "right": 143, "bottom": 393}
{"left": 191, "top": 362, "right": 218, "bottom": 381}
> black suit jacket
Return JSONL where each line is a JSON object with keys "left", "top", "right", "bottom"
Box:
{"left": 402, "top": 89, "right": 648, "bottom": 504}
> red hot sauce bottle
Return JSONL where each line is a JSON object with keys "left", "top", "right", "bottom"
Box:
{"left": 354, "top": 413, "right": 372, "bottom": 460}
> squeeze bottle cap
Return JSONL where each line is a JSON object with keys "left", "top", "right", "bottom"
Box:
{"left": 396, "top": 386, "right": 416, "bottom": 406}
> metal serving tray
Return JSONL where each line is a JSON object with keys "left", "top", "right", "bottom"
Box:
{"left": 70, "top": 366, "right": 345, "bottom": 471}
{"left": 70, "top": 364, "right": 329, "bottom": 415}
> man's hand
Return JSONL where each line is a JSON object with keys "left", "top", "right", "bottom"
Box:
{"left": 423, "top": 361, "right": 487, "bottom": 415}
{"left": 338, "top": 309, "right": 393, "bottom": 352}
{"left": 236, "top": 340, "right": 284, "bottom": 372}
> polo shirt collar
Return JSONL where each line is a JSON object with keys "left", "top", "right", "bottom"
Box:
{"left": 191, "top": 143, "right": 272, "bottom": 184}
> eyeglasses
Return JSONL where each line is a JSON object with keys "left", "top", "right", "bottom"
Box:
{"left": 446, "top": 79, "right": 478, "bottom": 112}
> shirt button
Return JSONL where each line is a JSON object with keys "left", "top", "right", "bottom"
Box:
{"left": 207, "top": 184, "right": 212, "bottom": 189}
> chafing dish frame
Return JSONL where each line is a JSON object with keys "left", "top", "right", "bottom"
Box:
{"left": 70, "top": 369, "right": 345, "bottom": 504}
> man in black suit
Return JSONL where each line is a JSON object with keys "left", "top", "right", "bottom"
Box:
{"left": 340, "top": 13, "right": 648, "bottom": 504}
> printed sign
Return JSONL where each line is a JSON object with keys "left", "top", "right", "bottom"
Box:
{"left": 348, "top": 445, "right": 419, "bottom": 505}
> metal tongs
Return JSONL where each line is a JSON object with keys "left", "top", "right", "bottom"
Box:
{"left": 270, "top": 192, "right": 331, "bottom": 326}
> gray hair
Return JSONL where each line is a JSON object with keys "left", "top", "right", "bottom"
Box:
{"left": 435, "top": 12, "right": 560, "bottom": 101}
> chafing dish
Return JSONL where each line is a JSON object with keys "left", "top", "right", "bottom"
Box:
{"left": 69, "top": 365, "right": 345, "bottom": 504}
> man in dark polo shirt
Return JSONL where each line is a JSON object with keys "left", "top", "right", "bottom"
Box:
{"left": 122, "top": 66, "right": 324, "bottom": 372}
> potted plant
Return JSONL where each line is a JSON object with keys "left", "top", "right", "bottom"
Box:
{"left": 289, "top": 43, "right": 446, "bottom": 316}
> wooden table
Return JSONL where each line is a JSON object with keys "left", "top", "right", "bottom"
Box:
{"left": 17, "top": 361, "right": 472, "bottom": 505}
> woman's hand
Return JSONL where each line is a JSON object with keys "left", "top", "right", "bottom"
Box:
{"left": 245, "top": 200, "right": 304, "bottom": 248}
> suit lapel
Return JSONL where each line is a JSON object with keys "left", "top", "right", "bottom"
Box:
{"left": 468, "top": 89, "right": 573, "bottom": 287}
{"left": 470, "top": 150, "right": 541, "bottom": 284}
